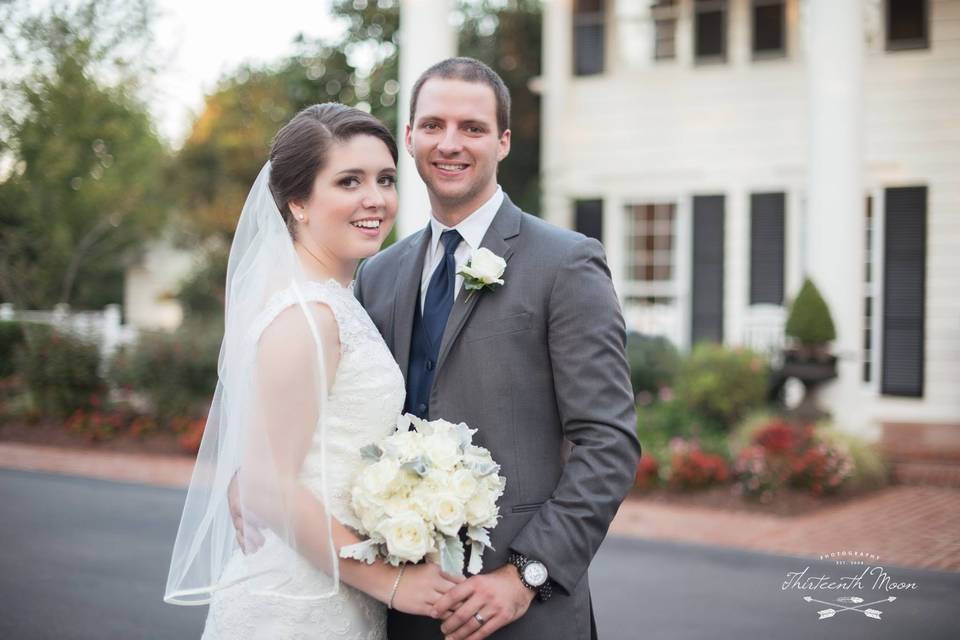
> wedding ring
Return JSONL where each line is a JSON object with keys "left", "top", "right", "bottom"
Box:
{"left": 474, "top": 612, "right": 486, "bottom": 626}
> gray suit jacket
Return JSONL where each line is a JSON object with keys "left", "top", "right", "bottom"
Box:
{"left": 354, "top": 195, "right": 640, "bottom": 640}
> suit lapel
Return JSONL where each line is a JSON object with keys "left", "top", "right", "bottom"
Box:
{"left": 435, "top": 197, "right": 522, "bottom": 373}
{"left": 392, "top": 227, "right": 432, "bottom": 379}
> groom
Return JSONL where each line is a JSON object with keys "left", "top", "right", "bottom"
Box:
{"left": 354, "top": 57, "right": 640, "bottom": 640}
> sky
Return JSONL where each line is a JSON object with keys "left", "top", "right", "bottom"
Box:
{"left": 150, "top": 0, "right": 345, "bottom": 146}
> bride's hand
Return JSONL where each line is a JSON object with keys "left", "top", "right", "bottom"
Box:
{"left": 390, "top": 563, "right": 465, "bottom": 617}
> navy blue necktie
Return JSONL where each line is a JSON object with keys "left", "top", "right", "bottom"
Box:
{"left": 422, "top": 229, "right": 463, "bottom": 347}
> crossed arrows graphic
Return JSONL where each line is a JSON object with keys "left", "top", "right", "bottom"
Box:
{"left": 803, "top": 595, "right": 897, "bottom": 620}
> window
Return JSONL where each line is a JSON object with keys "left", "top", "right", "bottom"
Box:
{"left": 752, "top": 0, "right": 786, "bottom": 58}
{"left": 695, "top": 0, "right": 727, "bottom": 62}
{"left": 626, "top": 203, "right": 675, "bottom": 285}
{"left": 652, "top": 0, "right": 678, "bottom": 61}
{"left": 574, "top": 199, "right": 604, "bottom": 244}
{"left": 749, "top": 192, "right": 785, "bottom": 305}
{"left": 574, "top": 0, "right": 605, "bottom": 76}
{"left": 887, "top": 0, "right": 929, "bottom": 50}
{"left": 881, "top": 186, "right": 926, "bottom": 397}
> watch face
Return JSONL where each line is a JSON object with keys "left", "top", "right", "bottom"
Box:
{"left": 523, "top": 562, "right": 548, "bottom": 587}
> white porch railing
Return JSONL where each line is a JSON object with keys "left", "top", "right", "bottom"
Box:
{"left": 0, "top": 302, "right": 138, "bottom": 365}
{"left": 622, "top": 301, "right": 786, "bottom": 365}
{"left": 623, "top": 303, "right": 683, "bottom": 346}
{"left": 740, "top": 304, "right": 787, "bottom": 366}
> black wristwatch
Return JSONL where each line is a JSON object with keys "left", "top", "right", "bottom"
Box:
{"left": 508, "top": 552, "right": 553, "bottom": 602}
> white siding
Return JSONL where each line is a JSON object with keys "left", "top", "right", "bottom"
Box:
{"left": 543, "top": 0, "right": 960, "bottom": 433}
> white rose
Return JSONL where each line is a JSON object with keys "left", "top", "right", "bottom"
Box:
{"left": 449, "top": 468, "right": 478, "bottom": 501}
{"left": 351, "top": 491, "right": 386, "bottom": 534}
{"left": 359, "top": 458, "right": 401, "bottom": 498}
{"left": 465, "top": 490, "right": 499, "bottom": 528}
{"left": 422, "top": 432, "right": 461, "bottom": 470}
{"left": 429, "top": 492, "right": 466, "bottom": 537}
{"left": 388, "top": 430, "right": 423, "bottom": 461}
{"left": 406, "top": 468, "right": 443, "bottom": 516}
{"left": 378, "top": 513, "right": 434, "bottom": 563}
{"left": 460, "top": 248, "right": 506, "bottom": 285}
{"left": 383, "top": 493, "right": 415, "bottom": 518}
{"left": 482, "top": 473, "right": 507, "bottom": 497}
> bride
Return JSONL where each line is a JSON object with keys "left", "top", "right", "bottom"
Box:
{"left": 164, "top": 103, "right": 461, "bottom": 638}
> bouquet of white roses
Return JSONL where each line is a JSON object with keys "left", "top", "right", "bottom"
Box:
{"left": 339, "top": 413, "right": 506, "bottom": 575}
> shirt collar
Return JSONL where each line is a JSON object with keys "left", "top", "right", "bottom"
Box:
{"left": 429, "top": 185, "right": 504, "bottom": 256}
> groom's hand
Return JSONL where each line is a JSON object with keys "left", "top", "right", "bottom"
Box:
{"left": 432, "top": 564, "right": 535, "bottom": 640}
{"left": 228, "top": 473, "right": 265, "bottom": 553}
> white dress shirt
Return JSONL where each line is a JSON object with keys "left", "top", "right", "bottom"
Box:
{"left": 419, "top": 186, "right": 504, "bottom": 312}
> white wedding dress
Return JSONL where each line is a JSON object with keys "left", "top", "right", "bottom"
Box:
{"left": 202, "top": 279, "right": 405, "bottom": 640}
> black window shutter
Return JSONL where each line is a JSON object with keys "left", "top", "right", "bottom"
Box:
{"left": 887, "top": 0, "right": 929, "bottom": 50}
{"left": 574, "top": 0, "right": 605, "bottom": 76}
{"left": 882, "top": 186, "right": 926, "bottom": 397}
{"left": 574, "top": 199, "right": 603, "bottom": 244}
{"left": 750, "top": 192, "right": 785, "bottom": 305}
{"left": 691, "top": 195, "right": 725, "bottom": 344}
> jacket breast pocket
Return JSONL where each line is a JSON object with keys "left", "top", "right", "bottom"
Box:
{"left": 510, "top": 501, "right": 544, "bottom": 514}
{"left": 463, "top": 312, "right": 533, "bottom": 343}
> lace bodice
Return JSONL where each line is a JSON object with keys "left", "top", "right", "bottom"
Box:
{"left": 203, "top": 279, "right": 404, "bottom": 640}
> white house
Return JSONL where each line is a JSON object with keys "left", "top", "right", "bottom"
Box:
{"left": 535, "top": 0, "right": 959, "bottom": 442}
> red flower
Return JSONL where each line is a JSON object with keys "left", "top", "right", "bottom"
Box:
{"left": 635, "top": 454, "right": 660, "bottom": 490}
{"left": 752, "top": 420, "right": 806, "bottom": 455}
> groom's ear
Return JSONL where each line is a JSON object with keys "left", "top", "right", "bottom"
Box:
{"left": 404, "top": 123, "right": 415, "bottom": 157}
{"left": 496, "top": 129, "right": 512, "bottom": 162}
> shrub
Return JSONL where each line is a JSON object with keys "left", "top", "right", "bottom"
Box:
{"left": 65, "top": 399, "right": 130, "bottom": 442}
{"left": 109, "top": 322, "right": 220, "bottom": 427}
{"left": 634, "top": 453, "right": 660, "bottom": 491}
{"left": 674, "top": 343, "right": 768, "bottom": 430}
{"left": 814, "top": 422, "right": 889, "bottom": 490}
{"left": 789, "top": 442, "right": 855, "bottom": 496}
{"left": 170, "top": 415, "right": 207, "bottom": 455}
{"left": 637, "top": 399, "right": 723, "bottom": 438}
{"left": 626, "top": 333, "right": 680, "bottom": 399}
{"left": 732, "top": 418, "right": 859, "bottom": 499}
{"left": 666, "top": 438, "right": 730, "bottom": 491}
{"left": 0, "top": 321, "right": 26, "bottom": 378}
{"left": 785, "top": 278, "right": 836, "bottom": 347}
{"left": 733, "top": 445, "right": 783, "bottom": 502}
{"left": 14, "top": 327, "right": 105, "bottom": 417}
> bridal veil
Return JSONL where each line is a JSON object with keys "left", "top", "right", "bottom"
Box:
{"left": 165, "top": 162, "right": 339, "bottom": 604}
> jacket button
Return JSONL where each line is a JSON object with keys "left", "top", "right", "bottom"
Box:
{"left": 426, "top": 360, "right": 434, "bottom": 371}
{"left": 417, "top": 403, "right": 427, "bottom": 413}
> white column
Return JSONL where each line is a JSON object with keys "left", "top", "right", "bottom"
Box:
{"left": 397, "top": 0, "right": 457, "bottom": 238}
{"left": 804, "top": 0, "right": 866, "bottom": 431}
{"left": 541, "top": 0, "right": 572, "bottom": 227}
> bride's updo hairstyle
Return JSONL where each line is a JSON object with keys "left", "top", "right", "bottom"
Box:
{"left": 268, "top": 103, "right": 399, "bottom": 237}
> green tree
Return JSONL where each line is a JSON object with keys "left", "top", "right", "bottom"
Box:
{"left": 785, "top": 278, "right": 837, "bottom": 347}
{"left": 0, "top": 0, "right": 169, "bottom": 309}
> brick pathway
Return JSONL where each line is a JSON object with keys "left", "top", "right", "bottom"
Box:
{"left": 612, "top": 487, "right": 960, "bottom": 572}
{"left": 2, "top": 441, "right": 958, "bottom": 573}
{"left": 0, "top": 441, "right": 194, "bottom": 489}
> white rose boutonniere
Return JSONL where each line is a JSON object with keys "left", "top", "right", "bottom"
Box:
{"left": 458, "top": 248, "right": 506, "bottom": 302}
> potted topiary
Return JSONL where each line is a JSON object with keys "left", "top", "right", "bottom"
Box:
{"left": 782, "top": 278, "right": 837, "bottom": 386}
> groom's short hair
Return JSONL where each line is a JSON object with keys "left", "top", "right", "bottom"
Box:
{"left": 409, "top": 57, "right": 511, "bottom": 135}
